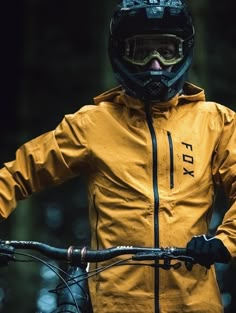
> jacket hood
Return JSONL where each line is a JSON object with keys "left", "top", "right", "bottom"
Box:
{"left": 93, "top": 82, "right": 206, "bottom": 112}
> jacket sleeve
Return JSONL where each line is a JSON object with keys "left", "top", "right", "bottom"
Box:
{"left": 0, "top": 110, "right": 90, "bottom": 220}
{"left": 212, "top": 107, "right": 236, "bottom": 257}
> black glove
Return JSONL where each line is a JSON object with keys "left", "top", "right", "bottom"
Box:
{"left": 186, "top": 234, "right": 231, "bottom": 269}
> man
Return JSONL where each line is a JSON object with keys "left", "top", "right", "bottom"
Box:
{"left": 0, "top": 1, "right": 235, "bottom": 312}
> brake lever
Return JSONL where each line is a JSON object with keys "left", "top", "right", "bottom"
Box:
{"left": 132, "top": 252, "right": 195, "bottom": 271}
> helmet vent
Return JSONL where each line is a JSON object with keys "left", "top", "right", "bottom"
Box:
{"left": 146, "top": 81, "right": 163, "bottom": 98}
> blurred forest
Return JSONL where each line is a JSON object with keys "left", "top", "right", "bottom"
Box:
{"left": 0, "top": 0, "right": 236, "bottom": 312}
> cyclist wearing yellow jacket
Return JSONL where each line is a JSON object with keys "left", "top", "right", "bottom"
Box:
{"left": 0, "top": 1, "right": 235, "bottom": 313}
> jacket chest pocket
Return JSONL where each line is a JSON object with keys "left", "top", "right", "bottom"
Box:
{"left": 157, "top": 130, "right": 197, "bottom": 192}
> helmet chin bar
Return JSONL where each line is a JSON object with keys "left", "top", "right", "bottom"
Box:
{"left": 113, "top": 53, "right": 192, "bottom": 103}
{"left": 135, "top": 70, "right": 175, "bottom": 102}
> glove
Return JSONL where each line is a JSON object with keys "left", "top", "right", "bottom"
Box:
{"left": 186, "top": 234, "right": 231, "bottom": 269}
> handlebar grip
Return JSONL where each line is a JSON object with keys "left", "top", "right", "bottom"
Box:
{"left": 171, "top": 248, "right": 187, "bottom": 256}
{"left": 0, "top": 244, "right": 15, "bottom": 266}
{"left": 0, "top": 243, "right": 15, "bottom": 254}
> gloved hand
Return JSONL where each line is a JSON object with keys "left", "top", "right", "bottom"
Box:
{"left": 186, "top": 234, "right": 231, "bottom": 269}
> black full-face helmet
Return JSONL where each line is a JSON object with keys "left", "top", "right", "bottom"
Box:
{"left": 108, "top": 0, "right": 195, "bottom": 103}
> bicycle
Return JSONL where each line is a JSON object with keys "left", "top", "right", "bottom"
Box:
{"left": 0, "top": 239, "right": 197, "bottom": 313}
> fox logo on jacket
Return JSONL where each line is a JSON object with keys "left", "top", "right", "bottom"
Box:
{"left": 182, "top": 142, "right": 194, "bottom": 177}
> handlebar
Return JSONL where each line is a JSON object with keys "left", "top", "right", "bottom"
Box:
{"left": 0, "top": 240, "right": 196, "bottom": 313}
{"left": 0, "top": 239, "right": 195, "bottom": 270}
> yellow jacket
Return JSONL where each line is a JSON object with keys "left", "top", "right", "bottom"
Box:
{"left": 0, "top": 82, "right": 236, "bottom": 313}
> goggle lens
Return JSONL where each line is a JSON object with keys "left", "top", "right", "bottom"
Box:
{"left": 124, "top": 34, "right": 184, "bottom": 67}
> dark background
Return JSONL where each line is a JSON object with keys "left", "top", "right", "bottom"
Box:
{"left": 0, "top": 1, "right": 236, "bottom": 312}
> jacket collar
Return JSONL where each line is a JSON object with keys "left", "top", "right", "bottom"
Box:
{"left": 93, "top": 82, "right": 206, "bottom": 112}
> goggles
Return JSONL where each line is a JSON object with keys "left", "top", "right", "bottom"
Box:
{"left": 123, "top": 34, "right": 184, "bottom": 67}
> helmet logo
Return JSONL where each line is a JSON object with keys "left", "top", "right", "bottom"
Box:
{"left": 146, "top": 6, "right": 164, "bottom": 18}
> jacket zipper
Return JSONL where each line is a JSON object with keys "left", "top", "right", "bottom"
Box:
{"left": 93, "top": 194, "right": 100, "bottom": 281}
{"left": 145, "top": 106, "right": 160, "bottom": 313}
{"left": 93, "top": 194, "right": 100, "bottom": 250}
{"left": 167, "top": 131, "right": 174, "bottom": 189}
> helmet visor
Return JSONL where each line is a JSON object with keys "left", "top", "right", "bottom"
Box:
{"left": 124, "top": 34, "right": 184, "bottom": 67}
